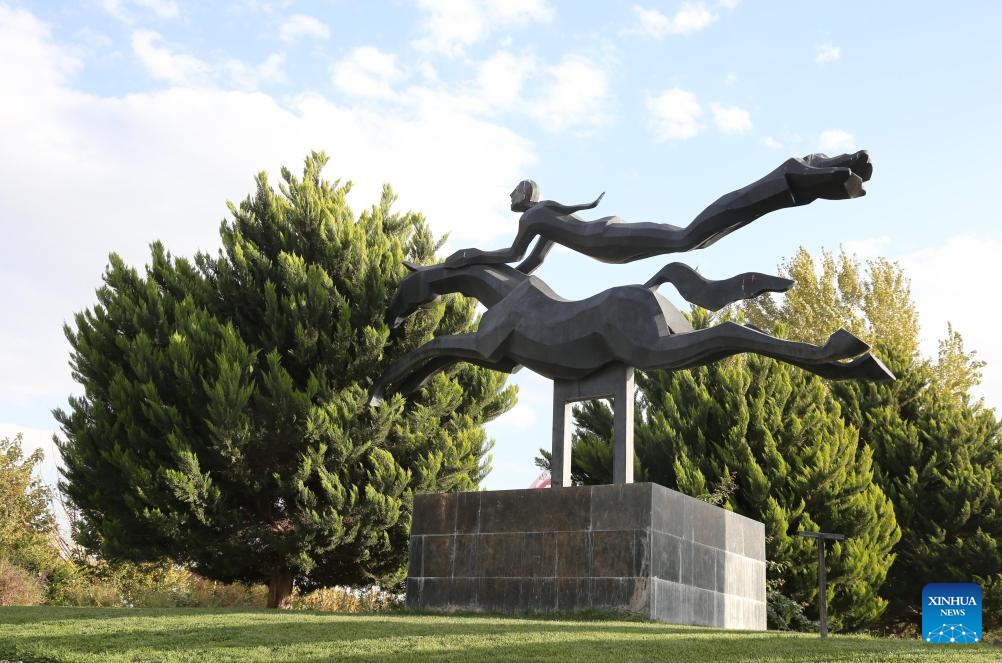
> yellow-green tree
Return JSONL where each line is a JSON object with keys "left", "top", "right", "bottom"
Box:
{"left": 0, "top": 434, "right": 58, "bottom": 572}
{"left": 745, "top": 248, "right": 1002, "bottom": 626}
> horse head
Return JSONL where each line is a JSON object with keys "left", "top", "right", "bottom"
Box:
{"left": 386, "top": 261, "right": 442, "bottom": 327}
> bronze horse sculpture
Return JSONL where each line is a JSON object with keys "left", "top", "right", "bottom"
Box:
{"left": 369, "top": 149, "right": 892, "bottom": 405}
{"left": 368, "top": 260, "right": 893, "bottom": 404}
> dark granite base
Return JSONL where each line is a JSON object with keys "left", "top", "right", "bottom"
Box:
{"left": 407, "top": 483, "right": 766, "bottom": 629}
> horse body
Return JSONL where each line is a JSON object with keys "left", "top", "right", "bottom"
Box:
{"left": 370, "top": 260, "right": 894, "bottom": 404}
{"left": 476, "top": 281, "right": 693, "bottom": 379}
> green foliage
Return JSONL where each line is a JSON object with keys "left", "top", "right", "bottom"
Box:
{"left": 639, "top": 339, "right": 899, "bottom": 629}
{"left": 286, "top": 584, "right": 401, "bottom": 612}
{"left": 747, "top": 248, "right": 1002, "bottom": 626}
{"left": 765, "top": 558, "right": 817, "bottom": 632}
{"left": 0, "top": 434, "right": 59, "bottom": 573}
{"left": 0, "top": 558, "right": 46, "bottom": 606}
{"left": 56, "top": 153, "right": 515, "bottom": 606}
{"left": 46, "top": 558, "right": 269, "bottom": 608}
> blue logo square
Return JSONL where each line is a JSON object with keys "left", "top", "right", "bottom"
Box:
{"left": 922, "top": 583, "right": 981, "bottom": 644}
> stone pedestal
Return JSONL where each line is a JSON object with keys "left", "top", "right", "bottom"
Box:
{"left": 407, "top": 482, "right": 766, "bottom": 630}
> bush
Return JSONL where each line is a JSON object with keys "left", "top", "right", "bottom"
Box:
{"left": 766, "top": 559, "right": 817, "bottom": 632}
{"left": 979, "top": 573, "right": 1002, "bottom": 631}
{"left": 285, "top": 585, "right": 403, "bottom": 612}
{"left": 43, "top": 557, "right": 268, "bottom": 608}
{"left": 47, "top": 570, "right": 119, "bottom": 607}
{"left": 0, "top": 558, "right": 46, "bottom": 606}
{"left": 182, "top": 576, "right": 268, "bottom": 608}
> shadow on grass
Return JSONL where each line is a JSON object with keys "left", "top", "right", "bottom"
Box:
{"left": 4, "top": 616, "right": 730, "bottom": 654}
{"left": 6, "top": 609, "right": 997, "bottom": 663}
{"left": 0, "top": 607, "right": 272, "bottom": 624}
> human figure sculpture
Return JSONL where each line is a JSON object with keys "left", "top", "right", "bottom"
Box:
{"left": 443, "top": 151, "right": 872, "bottom": 274}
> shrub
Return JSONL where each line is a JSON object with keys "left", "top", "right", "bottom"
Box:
{"left": 183, "top": 576, "right": 268, "bottom": 608}
{"left": 766, "top": 559, "right": 817, "bottom": 632}
{"left": 285, "top": 585, "right": 403, "bottom": 612}
{"left": 0, "top": 558, "right": 46, "bottom": 606}
{"left": 47, "top": 571, "right": 119, "bottom": 607}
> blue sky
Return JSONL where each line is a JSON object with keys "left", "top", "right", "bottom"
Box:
{"left": 2, "top": 0, "right": 1001, "bottom": 495}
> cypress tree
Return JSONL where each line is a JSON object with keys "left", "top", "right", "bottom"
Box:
{"left": 56, "top": 153, "right": 514, "bottom": 607}
{"left": 746, "top": 248, "right": 1002, "bottom": 625}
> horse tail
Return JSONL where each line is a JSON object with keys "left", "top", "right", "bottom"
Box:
{"left": 644, "top": 262, "right": 794, "bottom": 311}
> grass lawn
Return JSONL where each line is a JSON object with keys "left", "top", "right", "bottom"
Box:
{"left": 1, "top": 607, "right": 999, "bottom": 662}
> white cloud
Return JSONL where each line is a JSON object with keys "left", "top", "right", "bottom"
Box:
{"left": 485, "top": 0, "right": 554, "bottom": 23}
{"left": 710, "top": 102, "right": 751, "bottom": 134}
{"left": 225, "top": 52, "right": 286, "bottom": 90}
{"left": 413, "top": 0, "right": 554, "bottom": 56}
{"left": 816, "top": 43, "right": 840, "bottom": 63}
{"left": 332, "top": 47, "right": 400, "bottom": 99}
{"left": 633, "top": 3, "right": 717, "bottom": 38}
{"left": 98, "top": 0, "right": 130, "bottom": 22}
{"left": 134, "top": 0, "right": 179, "bottom": 19}
{"left": 99, "top": 0, "right": 180, "bottom": 23}
{"left": 131, "top": 29, "right": 210, "bottom": 85}
{"left": 818, "top": 129, "right": 856, "bottom": 153}
{"left": 528, "top": 55, "right": 610, "bottom": 132}
{"left": 647, "top": 88, "right": 702, "bottom": 140}
{"left": 842, "top": 235, "right": 891, "bottom": 259}
{"left": 495, "top": 402, "right": 538, "bottom": 430}
{"left": 279, "top": 14, "right": 330, "bottom": 43}
{"left": 761, "top": 136, "right": 783, "bottom": 149}
{"left": 899, "top": 235, "right": 1002, "bottom": 411}
{"left": 132, "top": 30, "right": 285, "bottom": 90}
{"left": 0, "top": 6, "right": 538, "bottom": 448}
{"left": 76, "top": 26, "right": 114, "bottom": 51}
{"left": 477, "top": 51, "right": 532, "bottom": 111}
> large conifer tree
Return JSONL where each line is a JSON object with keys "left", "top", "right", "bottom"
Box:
{"left": 747, "top": 248, "right": 1002, "bottom": 625}
{"left": 56, "top": 153, "right": 514, "bottom": 607}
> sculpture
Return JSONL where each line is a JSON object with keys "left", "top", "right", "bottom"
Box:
{"left": 370, "top": 151, "right": 893, "bottom": 485}
{"left": 370, "top": 260, "right": 891, "bottom": 404}
{"left": 443, "top": 151, "right": 872, "bottom": 274}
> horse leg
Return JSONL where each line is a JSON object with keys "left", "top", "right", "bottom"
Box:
{"left": 368, "top": 334, "right": 490, "bottom": 405}
{"left": 793, "top": 352, "right": 895, "bottom": 381}
{"left": 643, "top": 322, "right": 870, "bottom": 371}
{"left": 397, "top": 356, "right": 521, "bottom": 396}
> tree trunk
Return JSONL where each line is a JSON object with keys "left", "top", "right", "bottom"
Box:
{"left": 267, "top": 568, "right": 294, "bottom": 608}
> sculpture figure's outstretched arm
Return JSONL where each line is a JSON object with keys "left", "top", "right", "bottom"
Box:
{"left": 644, "top": 262, "right": 793, "bottom": 311}
{"left": 514, "top": 238, "right": 554, "bottom": 274}
{"left": 543, "top": 192, "right": 605, "bottom": 215}
{"left": 443, "top": 224, "right": 538, "bottom": 269}
{"left": 445, "top": 194, "right": 604, "bottom": 272}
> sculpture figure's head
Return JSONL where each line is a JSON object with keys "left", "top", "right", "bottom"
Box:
{"left": 510, "top": 179, "right": 539, "bottom": 212}
{"left": 386, "top": 261, "right": 441, "bottom": 327}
